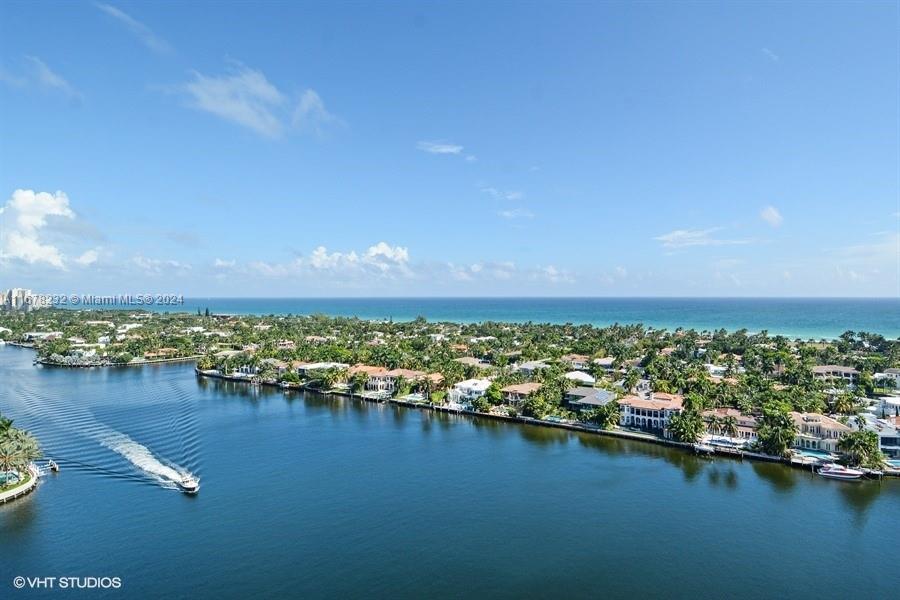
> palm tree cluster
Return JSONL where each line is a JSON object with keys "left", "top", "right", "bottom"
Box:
{"left": 0, "top": 413, "right": 42, "bottom": 485}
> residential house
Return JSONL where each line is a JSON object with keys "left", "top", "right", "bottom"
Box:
{"left": 296, "top": 361, "right": 350, "bottom": 377}
{"left": 454, "top": 356, "right": 491, "bottom": 369}
{"left": 276, "top": 340, "right": 296, "bottom": 350}
{"left": 516, "top": 360, "right": 550, "bottom": 377}
{"left": 790, "top": 412, "right": 852, "bottom": 452}
{"left": 561, "top": 354, "right": 591, "bottom": 371}
{"left": 564, "top": 371, "right": 595, "bottom": 385}
{"left": 447, "top": 378, "right": 492, "bottom": 406}
{"left": 500, "top": 383, "right": 542, "bottom": 406}
{"left": 812, "top": 365, "right": 860, "bottom": 387}
{"left": 856, "top": 414, "right": 900, "bottom": 459}
{"left": 701, "top": 408, "right": 758, "bottom": 442}
{"left": 565, "top": 387, "right": 617, "bottom": 412}
{"left": 618, "top": 393, "right": 684, "bottom": 437}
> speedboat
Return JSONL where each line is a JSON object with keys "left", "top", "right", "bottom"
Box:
{"left": 48, "top": 459, "right": 59, "bottom": 472}
{"left": 178, "top": 474, "right": 200, "bottom": 494}
{"left": 817, "top": 463, "right": 863, "bottom": 481}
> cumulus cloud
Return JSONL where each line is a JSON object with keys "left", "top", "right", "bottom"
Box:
{"left": 536, "top": 265, "right": 575, "bottom": 284}
{"left": 0, "top": 189, "right": 76, "bottom": 268}
{"left": 760, "top": 205, "right": 783, "bottom": 227}
{"left": 307, "top": 242, "right": 411, "bottom": 277}
{"left": 95, "top": 3, "right": 173, "bottom": 55}
{"left": 75, "top": 248, "right": 100, "bottom": 266}
{"left": 654, "top": 228, "right": 751, "bottom": 249}
{"left": 417, "top": 141, "right": 464, "bottom": 155}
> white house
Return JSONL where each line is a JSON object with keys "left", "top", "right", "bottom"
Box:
{"left": 564, "top": 371, "right": 595, "bottom": 385}
{"left": 447, "top": 378, "right": 492, "bottom": 407}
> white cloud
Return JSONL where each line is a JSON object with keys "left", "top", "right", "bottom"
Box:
{"left": 95, "top": 3, "right": 173, "bottom": 55}
{"left": 465, "top": 155, "right": 477, "bottom": 162}
{"left": 417, "top": 141, "right": 463, "bottom": 155}
{"left": 762, "top": 48, "right": 780, "bottom": 62}
{"left": 132, "top": 256, "right": 191, "bottom": 273}
{"left": 292, "top": 89, "right": 343, "bottom": 135}
{"left": 1, "top": 57, "right": 82, "bottom": 100}
{"left": 75, "top": 248, "right": 100, "bottom": 266}
{"left": 181, "top": 64, "right": 286, "bottom": 138}
{"left": 654, "top": 228, "right": 751, "bottom": 249}
{"left": 0, "top": 189, "right": 75, "bottom": 268}
{"left": 536, "top": 265, "right": 575, "bottom": 284}
{"left": 213, "top": 258, "right": 236, "bottom": 268}
{"left": 24, "top": 56, "right": 81, "bottom": 99}
{"left": 177, "top": 65, "right": 341, "bottom": 139}
{"left": 497, "top": 208, "right": 534, "bottom": 219}
{"left": 307, "top": 242, "right": 411, "bottom": 277}
{"left": 481, "top": 186, "right": 524, "bottom": 201}
{"left": 760, "top": 205, "right": 783, "bottom": 228}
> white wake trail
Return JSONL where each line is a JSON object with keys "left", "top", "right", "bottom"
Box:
{"left": 99, "top": 431, "right": 193, "bottom": 488}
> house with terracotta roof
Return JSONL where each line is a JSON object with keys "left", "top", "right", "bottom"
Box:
{"left": 501, "top": 382, "right": 542, "bottom": 406}
{"left": 702, "top": 408, "right": 758, "bottom": 442}
{"left": 790, "top": 412, "right": 852, "bottom": 452}
{"left": 618, "top": 393, "right": 683, "bottom": 437}
{"left": 561, "top": 353, "right": 591, "bottom": 371}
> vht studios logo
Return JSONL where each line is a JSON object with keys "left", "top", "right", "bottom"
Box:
{"left": 13, "top": 576, "right": 122, "bottom": 590}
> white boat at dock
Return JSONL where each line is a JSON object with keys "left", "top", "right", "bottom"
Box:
{"left": 817, "top": 463, "right": 864, "bottom": 481}
{"left": 693, "top": 442, "right": 715, "bottom": 454}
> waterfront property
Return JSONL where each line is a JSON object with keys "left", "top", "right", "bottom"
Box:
{"left": 447, "top": 378, "right": 492, "bottom": 407}
{"left": 500, "top": 382, "right": 542, "bottom": 407}
{"left": 565, "top": 387, "right": 617, "bottom": 412}
{"left": 702, "top": 407, "right": 758, "bottom": 443}
{"left": 618, "top": 393, "right": 684, "bottom": 437}
{"left": 791, "top": 412, "right": 852, "bottom": 452}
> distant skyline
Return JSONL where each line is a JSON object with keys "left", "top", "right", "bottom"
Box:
{"left": 1, "top": 1, "right": 898, "bottom": 297}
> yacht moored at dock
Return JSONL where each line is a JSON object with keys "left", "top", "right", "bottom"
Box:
{"left": 817, "top": 463, "right": 864, "bottom": 481}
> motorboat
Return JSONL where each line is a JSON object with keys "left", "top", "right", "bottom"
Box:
{"left": 693, "top": 442, "right": 715, "bottom": 454}
{"left": 178, "top": 474, "right": 200, "bottom": 494}
{"left": 48, "top": 459, "right": 59, "bottom": 472}
{"left": 817, "top": 463, "right": 864, "bottom": 481}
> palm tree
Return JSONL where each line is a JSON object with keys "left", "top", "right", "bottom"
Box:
{"left": 706, "top": 414, "right": 722, "bottom": 435}
{"left": 721, "top": 415, "right": 739, "bottom": 439}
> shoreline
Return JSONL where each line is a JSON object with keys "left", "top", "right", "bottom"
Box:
{"left": 195, "top": 369, "right": 897, "bottom": 479}
{"left": 0, "top": 465, "right": 39, "bottom": 504}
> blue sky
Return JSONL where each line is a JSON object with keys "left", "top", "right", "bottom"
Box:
{"left": 1, "top": 1, "right": 898, "bottom": 297}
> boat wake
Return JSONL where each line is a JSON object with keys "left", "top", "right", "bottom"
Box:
{"left": 99, "top": 431, "right": 194, "bottom": 489}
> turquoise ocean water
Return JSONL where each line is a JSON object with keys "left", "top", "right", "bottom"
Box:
{"left": 136, "top": 297, "right": 900, "bottom": 339}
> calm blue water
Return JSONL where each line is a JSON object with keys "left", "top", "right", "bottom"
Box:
{"left": 1, "top": 345, "right": 898, "bottom": 599}
{"left": 140, "top": 297, "right": 900, "bottom": 340}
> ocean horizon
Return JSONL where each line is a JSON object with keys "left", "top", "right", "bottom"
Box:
{"left": 117, "top": 296, "right": 900, "bottom": 340}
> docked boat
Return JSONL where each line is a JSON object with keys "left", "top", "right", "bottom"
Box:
{"left": 178, "top": 474, "right": 200, "bottom": 494}
{"left": 817, "top": 463, "right": 863, "bottom": 481}
{"left": 693, "top": 442, "right": 715, "bottom": 454}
